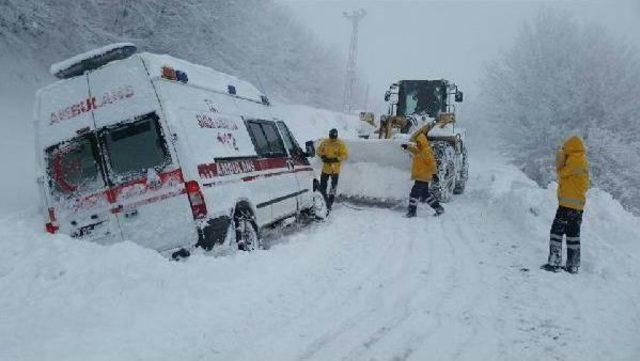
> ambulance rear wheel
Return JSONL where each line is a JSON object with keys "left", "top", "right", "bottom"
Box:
{"left": 234, "top": 207, "right": 260, "bottom": 251}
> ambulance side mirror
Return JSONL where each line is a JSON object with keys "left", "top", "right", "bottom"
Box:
{"left": 304, "top": 140, "right": 316, "bottom": 158}
{"left": 455, "top": 90, "right": 463, "bottom": 103}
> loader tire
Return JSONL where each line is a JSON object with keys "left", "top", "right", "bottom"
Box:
{"left": 453, "top": 143, "right": 468, "bottom": 195}
{"left": 432, "top": 142, "right": 456, "bottom": 203}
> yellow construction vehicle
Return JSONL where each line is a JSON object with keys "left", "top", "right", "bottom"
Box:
{"left": 385, "top": 79, "right": 468, "bottom": 201}
{"left": 344, "top": 79, "right": 468, "bottom": 203}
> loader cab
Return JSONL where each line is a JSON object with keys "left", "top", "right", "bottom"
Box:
{"left": 387, "top": 80, "right": 463, "bottom": 118}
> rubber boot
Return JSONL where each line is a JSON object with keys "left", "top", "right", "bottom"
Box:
{"left": 565, "top": 266, "right": 579, "bottom": 274}
{"left": 327, "top": 194, "right": 335, "bottom": 211}
{"left": 405, "top": 204, "right": 417, "bottom": 218}
{"left": 566, "top": 244, "right": 581, "bottom": 269}
{"left": 548, "top": 244, "right": 562, "bottom": 267}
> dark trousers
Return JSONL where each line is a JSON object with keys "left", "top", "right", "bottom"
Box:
{"left": 408, "top": 181, "right": 441, "bottom": 214}
{"left": 320, "top": 173, "right": 339, "bottom": 210}
{"left": 549, "top": 206, "right": 583, "bottom": 268}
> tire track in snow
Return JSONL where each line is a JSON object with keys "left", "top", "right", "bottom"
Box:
{"left": 443, "top": 201, "right": 492, "bottom": 361}
{"left": 392, "top": 202, "right": 488, "bottom": 361}
{"left": 291, "top": 210, "right": 425, "bottom": 361}
{"left": 332, "top": 204, "right": 476, "bottom": 361}
{"left": 334, "top": 192, "right": 498, "bottom": 361}
{"left": 337, "top": 214, "right": 448, "bottom": 361}
{"left": 287, "top": 207, "right": 460, "bottom": 361}
{"left": 296, "top": 215, "right": 425, "bottom": 361}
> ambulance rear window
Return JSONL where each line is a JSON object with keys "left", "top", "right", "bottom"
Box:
{"left": 100, "top": 113, "right": 170, "bottom": 181}
{"left": 45, "top": 135, "right": 104, "bottom": 196}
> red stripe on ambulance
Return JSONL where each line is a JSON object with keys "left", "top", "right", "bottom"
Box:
{"left": 198, "top": 157, "right": 288, "bottom": 179}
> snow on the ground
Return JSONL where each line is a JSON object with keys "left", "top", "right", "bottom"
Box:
{"left": 1, "top": 150, "right": 639, "bottom": 361}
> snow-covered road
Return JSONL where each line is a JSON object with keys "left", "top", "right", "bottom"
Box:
{"left": 1, "top": 154, "right": 639, "bottom": 361}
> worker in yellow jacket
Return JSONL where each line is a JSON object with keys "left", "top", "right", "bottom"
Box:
{"left": 317, "top": 128, "right": 348, "bottom": 211}
{"left": 401, "top": 132, "right": 444, "bottom": 217}
{"left": 543, "top": 135, "right": 590, "bottom": 274}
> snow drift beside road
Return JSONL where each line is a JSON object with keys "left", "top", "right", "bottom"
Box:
{"left": 272, "top": 103, "right": 362, "bottom": 143}
{"left": 0, "top": 152, "right": 639, "bottom": 361}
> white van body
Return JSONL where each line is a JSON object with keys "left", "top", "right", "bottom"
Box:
{"left": 35, "top": 47, "right": 319, "bottom": 253}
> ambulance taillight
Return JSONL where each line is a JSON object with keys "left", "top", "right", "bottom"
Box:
{"left": 185, "top": 181, "right": 207, "bottom": 220}
{"left": 45, "top": 207, "right": 59, "bottom": 234}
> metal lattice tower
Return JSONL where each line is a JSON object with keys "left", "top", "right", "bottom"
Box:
{"left": 342, "top": 9, "right": 366, "bottom": 113}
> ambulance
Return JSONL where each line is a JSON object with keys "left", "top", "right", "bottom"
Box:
{"left": 35, "top": 43, "right": 326, "bottom": 257}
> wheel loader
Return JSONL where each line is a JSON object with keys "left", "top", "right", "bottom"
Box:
{"left": 339, "top": 79, "right": 468, "bottom": 205}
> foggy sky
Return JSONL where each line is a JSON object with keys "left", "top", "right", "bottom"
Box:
{"left": 278, "top": 0, "right": 640, "bottom": 115}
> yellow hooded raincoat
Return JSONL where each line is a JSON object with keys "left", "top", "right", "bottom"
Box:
{"left": 318, "top": 139, "right": 348, "bottom": 175}
{"left": 408, "top": 133, "right": 437, "bottom": 182}
{"left": 556, "top": 136, "right": 590, "bottom": 210}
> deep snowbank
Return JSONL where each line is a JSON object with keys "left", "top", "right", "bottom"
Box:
{"left": 1, "top": 152, "right": 639, "bottom": 361}
{"left": 272, "top": 103, "right": 361, "bottom": 143}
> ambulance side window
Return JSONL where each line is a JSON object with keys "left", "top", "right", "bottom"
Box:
{"left": 276, "top": 121, "right": 309, "bottom": 165}
{"left": 247, "top": 122, "right": 270, "bottom": 156}
{"left": 277, "top": 122, "right": 296, "bottom": 154}
{"left": 246, "top": 120, "right": 286, "bottom": 158}
{"left": 262, "top": 123, "right": 286, "bottom": 156}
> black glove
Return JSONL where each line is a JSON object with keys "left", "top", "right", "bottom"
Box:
{"left": 401, "top": 143, "right": 408, "bottom": 150}
{"left": 326, "top": 157, "right": 339, "bottom": 163}
{"left": 321, "top": 156, "right": 330, "bottom": 162}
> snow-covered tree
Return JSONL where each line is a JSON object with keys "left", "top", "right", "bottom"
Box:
{"left": 480, "top": 9, "right": 640, "bottom": 214}
{"left": 0, "top": 0, "right": 351, "bottom": 110}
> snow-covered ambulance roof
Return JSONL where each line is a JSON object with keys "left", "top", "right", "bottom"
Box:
{"left": 140, "top": 53, "right": 266, "bottom": 104}
{"left": 47, "top": 43, "right": 267, "bottom": 104}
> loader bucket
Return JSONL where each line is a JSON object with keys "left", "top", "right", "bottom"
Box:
{"left": 328, "top": 138, "right": 414, "bottom": 206}
{"left": 342, "top": 138, "right": 411, "bottom": 168}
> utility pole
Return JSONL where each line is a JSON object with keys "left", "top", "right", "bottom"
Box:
{"left": 363, "top": 82, "right": 370, "bottom": 111}
{"left": 342, "top": 9, "right": 366, "bottom": 114}
{"left": 116, "top": 0, "right": 128, "bottom": 36}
